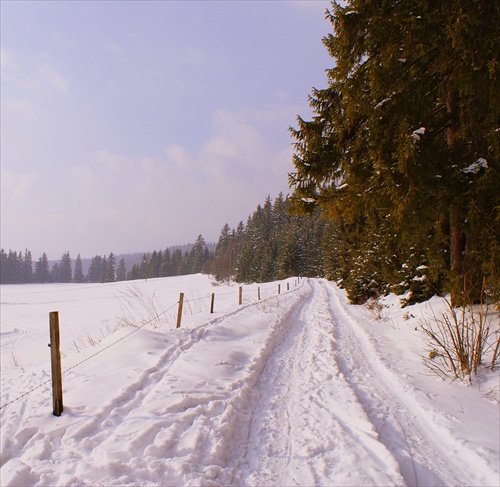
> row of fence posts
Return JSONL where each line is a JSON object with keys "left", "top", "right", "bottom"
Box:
{"left": 49, "top": 278, "right": 300, "bottom": 416}
{"left": 175, "top": 280, "right": 295, "bottom": 328}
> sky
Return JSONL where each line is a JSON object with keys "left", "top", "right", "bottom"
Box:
{"left": 1, "top": 0, "right": 333, "bottom": 259}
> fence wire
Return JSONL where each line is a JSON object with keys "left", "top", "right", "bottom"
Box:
{"left": 0, "top": 278, "right": 302, "bottom": 411}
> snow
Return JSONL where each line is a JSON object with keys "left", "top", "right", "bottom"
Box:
{"left": 462, "top": 157, "right": 488, "bottom": 174}
{"left": 1, "top": 276, "right": 499, "bottom": 486}
{"left": 411, "top": 127, "right": 426, "bottom": 141}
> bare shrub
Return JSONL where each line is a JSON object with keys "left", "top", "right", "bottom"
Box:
{"left": 117, "top": 284, "right": 171, "bottom": 329}
{"left": 363, "top": 297, "right": 386, "bottom": 320}
{"left": 421, "top": 284, "right": 500, "bottom": 383}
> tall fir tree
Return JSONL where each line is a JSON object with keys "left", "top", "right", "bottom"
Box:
{"left": 59, "top": 251, "right": 72, "bottom": 283}
{"left": 23, "top": 250, "right": 33, "bottom": 283}
{"left": 34, "top": 253, "right": 50, "bottom": 283}
{"left": 160, "top": 248, "right": 171, "bottom": 277}
{"left": 74, "top": 254, "right": 86, "bottom": 283}
{"left": 103, "top": 252, "right": 116, "bottom": 283}
{"left": 289, "top": 0, "right": 500, "bottom": 302}
{"left": 116, "top": 258, "right": 127, "bottom": 281}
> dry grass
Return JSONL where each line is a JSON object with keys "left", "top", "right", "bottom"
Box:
{"left": 421, "top": 284, "right": 500, "bottom": 383}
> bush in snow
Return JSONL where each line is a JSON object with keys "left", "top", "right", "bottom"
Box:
{"left": 421, "top": 284, "right": 500, "bottom": 383}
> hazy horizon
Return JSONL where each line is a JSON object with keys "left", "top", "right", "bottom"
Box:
{"left": 1, "top": 1, "right": 332, "bottom": 258}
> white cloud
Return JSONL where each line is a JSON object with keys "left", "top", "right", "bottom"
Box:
{"left": 39, "top": 63, "right": 70, "bottom": 96}
{"left": 165, "top": 144, "right": 193, "bottom": 170}
{"left": 82, "top": 105, "right": 293, "bottom": 243}
{"left": 68, "top": 165, "right": 99, "bottom": 197}
{"left": 93, "top": 149, "right": 129, "bottom": 171}
{"left": 1, "top": 98, "right": 38, "bottom": 124}
{"left": 1, "top": 171, "right": 37, "bottom": 200}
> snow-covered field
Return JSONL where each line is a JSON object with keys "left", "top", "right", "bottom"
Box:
{"left": 1, "top": 275, "right": 499, "bottom": 486}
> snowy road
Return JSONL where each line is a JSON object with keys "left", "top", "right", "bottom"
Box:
{"left": 232, "top": 279, "right": 404, "bottom": 486}
{"left": 230, "top": 279, "right": 493, "bottom": 486}
{"left": 1, "top": 276, "right": 498, "bottom": 486}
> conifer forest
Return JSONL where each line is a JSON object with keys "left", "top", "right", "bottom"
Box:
{"left": 1, "top": 1, "right": 499, "bottom": 306}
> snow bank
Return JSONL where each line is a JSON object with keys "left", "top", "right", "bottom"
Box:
{"left": 1, "top": 276, "right": 498, "bottom": 486}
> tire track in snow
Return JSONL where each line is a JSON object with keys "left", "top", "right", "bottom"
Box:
{"left": 0, "top": 297, "right": 293, "bottom": 486}
{"left": 232, "top": 279, "right": 405, "bottom": 486}
{"left": 322, "top": 279, "right": 496, "bottom": 487}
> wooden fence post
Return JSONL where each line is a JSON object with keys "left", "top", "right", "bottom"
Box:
{"left": 210, "top": 293, "right": 215, "bottom": 313}
{"left": 238, "top": 286, "right": 243, "bottom": 305}
{"left": 49, "top": 311, "right": 63, "bottom": 417}
{"left": 258, "top": 286, "right": 260, "bottom": 300}
{"left": 176, "top": 293, "right": 184, "bottom": 328}
{"left": 287, "top": 282, "right": 289, "bottom": 291}
{"left": 278, "top": 284, "right": 281, "bottom": 295}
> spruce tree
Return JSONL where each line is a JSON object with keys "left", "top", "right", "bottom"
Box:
{"left": 189, "top": 235, "right": 208, "bottom": 274}
{"left": 160, "top": 248, "right": 171, "bottom": 277}
{"left": 214, "top": 224, "right": 232, "bottom": 282}
{"left": 74, "top": 254, "right": 86, "bottom": 283}
{"left": 116, "top": 258, "right": 127, "bottom": 281}
{"left": 22, "top": 250, "right": 33, "bottom": 283}
{"left": 34, "top": 253, "right": 50, "bottom": 283}
{"left": 0, "top": 249, "right": 8, "bottom": 284}
{"left": 103, "top": 253, "right": 116, "bottom": 282}
{"left": 50, "top": 262, "right": 60, "bottom": 282}
{"left": 87, "top": 255, "right": 104, "bottom": 282}
{"left": 289, "top": 0, "right": 500, "bottom": 302}
{"left": 127, "top": 263, "right": 140, "bottom": 281}
{"left": 59, "top": 251, "right": 72, "bottom": 283}
{"left": 171, "top": 248, "right": 183, "bottom": 276}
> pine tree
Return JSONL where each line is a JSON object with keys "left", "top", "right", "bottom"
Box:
{"left": 103, "top": 252, "right": 116, "bottom": 283}
{"left": 74, "top": 254, "right": 86, "bottom": 283}
{"left": 0, "top": 249, "right": 8, "bottom": 284}
{"left": 137, "top": 254, "right": 148, "bottom": 279}
{"left": 148, "top": 250, "right": 161, "bottom": 278}
{"left": 127, "top": 263, "right": 140, "bottom": 281}
{"left": 59, "top": 251, "right": 72, "bottom": 283}
{"left": 214, "top": 224, "right": 232, "bottom": 282}
{"left": 289, "top": 0, "right": 500, "bottom": 302}
{"left": 87, "top": 255, "right": 104, "bottom": 282}
{"left": 50, "top": 262, "right": 60, "bottom": 282}
{"left": 189, "top": 235, "right": 208, "bottom": 274}
{"left": 23, "top": 250, "right": 33, "bottom": 283}
{"left": 0, "top": 249, "right": 21, "bottom": 283}
{"left": 160, "top": 248, "right": 171, "bottom": 277}
{"left": 34, "top": 253, "right": 50, "bottom": 283}
{"left": 116, "top": 258, "right": 127, "bottom": 281}
{"left": 171, "top": 248, "right": 183, "bottom": 276}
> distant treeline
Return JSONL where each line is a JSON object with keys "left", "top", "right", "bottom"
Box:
{"left": 0, "top": 192, "right": 444, "bottom": 305}
{"left": 0, "top": 242, "right": 215, "bottom": 285}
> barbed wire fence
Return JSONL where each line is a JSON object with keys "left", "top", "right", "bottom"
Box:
{"left": 0, "top": 277, "right": 303, "bottom": 411}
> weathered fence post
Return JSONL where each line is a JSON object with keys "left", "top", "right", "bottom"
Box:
{"left": 49, "top": 311, "right": 63, "bottom": 417}
{"left": 210, "top": 293, "right": 215, "bottom": 313}
{"left": 258, "top": 286, "right": 261, "bottom": 300}
{"left": 278, "top": 284, "right": 281, "bottom": 295}
{"left": 176, "top": 293, "right": 184, "bottom": 328}
{"left": 238, "top": 286, "right": 243, "bottom": 305}
{"left": 287, "top": 282, "right": 290, "bottom": 291}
